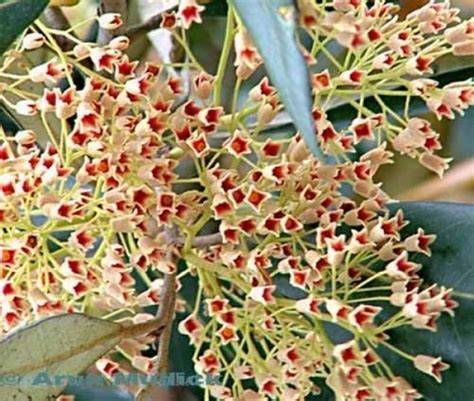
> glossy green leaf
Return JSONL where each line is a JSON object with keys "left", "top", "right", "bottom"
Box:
{"left": 385, "top": 202, "right": 474, "bottom": 401}
{"left": 0, "top": 0, "right": 49, "bottom": 56}
{"left": 203, "top": 0, "right": 228, "bottom": 16}
{"left": 65, "top": 387, "right": 133, "bottom": 401}
{"left": 168, "top": 262, "right": 204, "bottom": 398}
{"left": 233, "top": 0, "right": 323, "bottom": 159}
{"left": 434, "top": 54, "right": 474, "bottom": 77}
{"left": 0, "top": 313, "right": 161, "bottom": 401}
{"left": 450, "top": 107, "right": 474, "bottom": 161}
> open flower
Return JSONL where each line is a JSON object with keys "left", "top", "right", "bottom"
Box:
{"left": 179, "top": 0, "right": 205, "bottom": 29}
{"left": 414, "top": 355, "right": 449, "bottom": 383}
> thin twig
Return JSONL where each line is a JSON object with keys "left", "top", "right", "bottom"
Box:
{"left": 187, "top": 232, "right": 222, "bottom": 248}
{"left": 150, "top": 231, "right": 222, "bottom": 249}
{"left": 125, "top": 5, "right": 179, "bottom": 39}
{"left": 43, "top": 6, "right": 76, "bottom": 51}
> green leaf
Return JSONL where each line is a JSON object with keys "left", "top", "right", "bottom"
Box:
{"left": 434, "top": 54, "right": 474, "bottom": 77}
{"left": 450, "top": 107, "right": 474, "bottom": 161}
{"left": 0, "top": 0, "right": 49, "bottom": 56}
{"left": 233, "top": 0, "right": 323, "bottom": 159}
{"left": 65, "top": 387, "right": 133, "bottom": 401}
{"left": 386, "top": 202, "right": 474, "bottom": 401}
{"left": 0, "top": 313, "right": 161, "bottom": 401}
{"left": 168, "top": 262, "right": 204, "bottom": 398}
{"left": 203, "top": 0, "right": 228, "bottom": 16}
{"left": 169, "top": 269, "right": 199, "bottom": 375}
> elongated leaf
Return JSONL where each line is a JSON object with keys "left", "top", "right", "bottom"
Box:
{"left": 385, "top": 202, "right": 474, "bottom": 401}
{"left": 167, "top": 261, "right": 204, "bottom": 398}
{"left": 451, "top": 107, "right": 474, "bottom": 161}
{"left": 202, "top": 0, "right": 228, "bottom": 16}
{"left": 65, "top": 387, "right": 133, "bottom": 401}
{"left": 0, "top": 313, "right": 161, "bottom": 401}
{"left": 0, "top": 0, "right": 49, "bottom": 56}
{"left": 233, "top": 0, "right": 323, "bottom": 159}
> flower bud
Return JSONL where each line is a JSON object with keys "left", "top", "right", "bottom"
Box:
{"left": 453, "top": 41, "right": 474, "bottom": 56}
{"left": 15, "top": 100, "right": 37, "bottom": 116}
{"left": 21, "top": 33, "right": 45, "bottom": 50}
{"left": 15, "top": 130, "right": 36, "bottom": 145}
{"left": 193, "top": 71, "right": 215, "bottom": 99}
{"left": 73, "top": 43, "right": 91, "bottom": 59}
{"left": 109, "top": 35, "right": 130, "bottom": 51}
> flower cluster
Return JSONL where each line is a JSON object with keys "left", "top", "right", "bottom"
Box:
{"left": 0, "top": 0, "right": 471, "bottom": 400}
